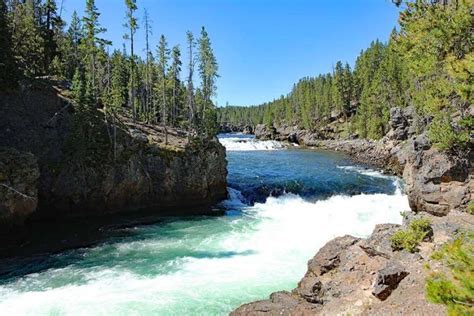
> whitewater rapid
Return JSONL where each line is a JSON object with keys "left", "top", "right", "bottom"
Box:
{"left": 218, "top": 134, "right": 283, "bottom": 151}
{"left": 0, "top": 135, "right": 410, "bottom": 315}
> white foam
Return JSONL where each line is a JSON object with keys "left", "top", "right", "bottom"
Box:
{"left": 337, "top": 165, "right": 391, "bottom": 179}
{"left": 219, "top": 187, "right": 248, "bottom": 209}
{"left": 337, "top": 165, "right": 404, "bottom": 194}
{"left": 219, "top": 137, "right": 283, "bottom": 151}
{"left": 0, "top": 189, "right": 409, "bottom": 315}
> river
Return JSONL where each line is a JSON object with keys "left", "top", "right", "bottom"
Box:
{"left": 0, "top": 134, "right": 409, "bottom": 315}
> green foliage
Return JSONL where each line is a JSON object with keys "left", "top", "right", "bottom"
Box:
{"left": 466, "top": 201, "right": 474, "bottom": 215}
{"left": 426, "top": 232, "right": 474, "bottom": 315}
{"left": 394, "top": 0, "right": 473, "bottom": 149}
{"left": 0, "top": 0, "right": 18, "bottom": 90}
{"left": 428, "top": 113, "right": 471, "bottom": 151}
{"left": 10, "top": 1, "right": 45, "bottom": 78}
{"left": 391, "top": 218, "right": 432, "bottom": 252}
{"left": 0, "top": 0, "right": 219, "bottom": 141}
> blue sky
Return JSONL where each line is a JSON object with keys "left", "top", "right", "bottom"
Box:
{"left": 61, "top": 0, "right": 401, "bottom": 106}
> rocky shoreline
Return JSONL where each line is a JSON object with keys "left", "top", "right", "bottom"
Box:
{"left": 231, "top": 108, "right": 473, "bottom": 314}
{"left": 232, "top": 210, "right": 472, "bottom": 315}
{"left": 253, "top": 106, "right": 472, "bottom": 216}
{"left": 0, "top": 83, "right": 228, "bottom": 251}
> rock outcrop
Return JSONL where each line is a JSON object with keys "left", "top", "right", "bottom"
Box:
{"left": 219, "top": 123, "right": 254, "bottom": 134}
{"left": 0, "top": 82, "right": 228, "bottom": 243}
{"left": 371, "top": 260, "right": 409, "bottom": 300}
{"left": 0, "top": 148, "right": 40, "bottom": 240}
{"left": 232, "top": 211, "right": 473, "bottom": 315}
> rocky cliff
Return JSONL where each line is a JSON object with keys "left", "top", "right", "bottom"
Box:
{"left": 0, "top": 81, "right": 228, "bottom": 245}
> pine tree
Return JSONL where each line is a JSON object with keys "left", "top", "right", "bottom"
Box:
{"left": 124, "top": 0, "right": 138, "bottom": 120}
{"left": 0, "top": 0, "right": 18, "bottom": 90}
{"left": 11, "top": 1, "right": 44, "bottom": 78}
{"left": 143, "top": 8, "right": 153, "bottom": 121}
{"left": 197, "top": 27, "right": 218, "bottom": 118}
{"left": 82, "top": 0, "right": 108, "bottom": 101}
{"left": 108, "top": 50, "right": 129, "bottom": 111}
{"left": 156, "top": 34, "right": 170, "bottom": 142}
{"left": 41, "top": 0, "right": 63, "bottom": 73}
{"left": 170, "top": 45, "right": 182, "bottom": 126}
{"left": 198, "top": 26, "right": 219, "bottom": 136}
{"left": 63, "top": 10, "right": 83, "bottom": 80}
{"left": 186, "top": 30, "right": 196, "bottom": 127}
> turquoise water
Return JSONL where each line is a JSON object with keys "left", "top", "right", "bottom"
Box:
{"left": 0, "top": 135, "right": 408, "bottom": 315}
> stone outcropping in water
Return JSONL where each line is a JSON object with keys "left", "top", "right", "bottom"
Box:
{"left": 0, "top": 83, "right": 228, "bottom": 245}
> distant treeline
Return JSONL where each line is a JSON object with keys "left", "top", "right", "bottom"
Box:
{"left": 218, "top": 0, "right": 473, "bottom": 150}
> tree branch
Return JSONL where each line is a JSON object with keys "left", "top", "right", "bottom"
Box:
{"left": 0, "top": 183, "right": 36, "bottom": 200}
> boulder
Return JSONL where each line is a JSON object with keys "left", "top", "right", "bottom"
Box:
{"left": 372, "top": 260, "right": 409, "bottom": 301}
{"left": 254, "top": 124, "right": 276, "bottom": 140}
{"left": 388, "top": 106, "right": 421, "bottom": 141}
{"left": 389, "top": 107, "right": 408, "bottom": 140}
{"left": 307, "top": 235, "right": 360, "bottom": 276}
{"left": 359, "top": 224, "right": 401, "bottom": 258}
{"left": 295, "top": 277, "right": 324, "bottom": 304}
{"left": 230, "top": 291, "right": 311, "bottom": 316}
{"left": 404, "top": 147, "right": 470, "bottom": 215}
{"left": 242, "top": 125, "right": 253, "bottom": 134}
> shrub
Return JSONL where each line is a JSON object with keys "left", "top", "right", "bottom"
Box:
{"left": 428, "top": 114, "right": 471, "bottom": 151}
{"left": 426, "top": 232, "right": 474, "bottom": 315}
{"left": 391, "top": 218, "right": 432, "bottom": 253}
{"left": 467, "top": 201, "right": 474, "bottom": 215}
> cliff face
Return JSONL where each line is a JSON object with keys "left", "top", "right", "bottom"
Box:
{"left": 0, "top": 82, "right": 227, "bottom": 240}
{"left": 0, "top": 149, "right": 40, "bottom": 241}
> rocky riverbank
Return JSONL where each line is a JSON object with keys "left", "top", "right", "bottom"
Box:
{"left": 232, "top": 210, "right": 472, "bottom": 315}
{"left": 254, "top": 107, "right": 472, "bottom": 216}
{"left": 0, "top": 81, "right": 228, "bottom": 249}
{"left": 233, "top": 107, "right": 473, "bottom": 314}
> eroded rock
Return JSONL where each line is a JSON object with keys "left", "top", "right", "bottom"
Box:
{"left": 307, "top": 235, "right": 360, "bottom": 276}
{"left": 372, "top": 260, "right": 409, "bottom": 301}
{"left": 359, "top": 224, "right": 401, "bottom": 259}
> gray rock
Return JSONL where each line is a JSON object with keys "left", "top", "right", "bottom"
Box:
{"left": 254, "top": 124, "right": 276, "bottom": 140}
{"left": 404, "top": 147, "right": 470, "bottom": 215}
{"left": 295, "top": 276, "right": 324, "bottom": 304}
{"left": 242, "top": 125, "right": 253, "bottom": 134}
{"left": 359, "top": 224, "right": 401, "bottom": 258}
{"left": 308, "top": 235, "right": 360, "bottom": 276}
{"left": 372, "top": 260, "right": 409, "bottom": 301}
{"left": 389, "top": 107, "right": 408, "bottom": 140}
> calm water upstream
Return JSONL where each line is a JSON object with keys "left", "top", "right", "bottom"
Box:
{"left": 0, "top": 134, "right": 409, "bottom": 315}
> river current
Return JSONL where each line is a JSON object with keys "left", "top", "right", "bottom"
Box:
{"left": 0, "top": 134, "right": 409, "bottom": 315}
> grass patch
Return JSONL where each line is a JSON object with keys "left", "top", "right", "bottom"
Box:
{"left": 467, "top": 201, "right": 474, "bottom": 215}
{"left": 426, "top": 232, "right": 473, "bottom": 315}
{"left": 391, "top": 218, "right": 432, "bottom": 253}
